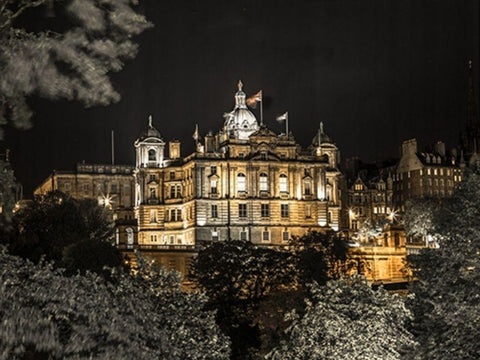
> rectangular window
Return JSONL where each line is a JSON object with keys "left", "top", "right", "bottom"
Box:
{"left": 170, "top": 235, "right": 175, "bottom": 244}
{"left": 211, "top": 166, "right": 217, "bottom": 175}
{"left": 262, "top": 230, "right": 270, "bottom": 242}
{"left": 211, "top": 204, "right": 218, "bottom": 218}
{"left": 279, "top": 175, "right": 288, "bottom": 192}
{"left": 176, "top": 184, "right": 181, "bottom": 197}
{"left": 261, "top": 204, "right": 270, "bottom": 217}
{"left": 170, "top": 185, "right": 176, "bottom": 198}
{"left": 176, "top": 209, "right": 182, "bottom": 221}
{"left": 170, "top": 171, "right": 175, "bottom": 180}
{"left": 83, "top": 184, "right": 89, "bottom": 193}
{"left": 150, "top": 210, "right": 157, "bottom": 223}
{"left": 240, "top": 231, "right": 248, "bottom": 241}
{"left": 239, "top": 204, "right": 247, "bottom": 218}
{"left": 149, "top": 174, "right": 156, "bottom": 181}
{"left": 304, "top": 182, "right": 311, "bottom": 195}
{"left": 281, "top": 204, "right": 289, "bottom": 218}
{"left": 352, "top": 220, "right": 358, "bottom": 230}
{"left": 210, "top": 179, "right": 218, "bottom": 194}
{"left": 212, "top": 231, "right": 219, "bottom": 241}
{"left": 282, "top": 231, "right": 289, "bottom": 242}
{"left": 150, "top": 188, "right": 156, "bottom": 199}
{"left": 305, "top": 204, "right": 311, "bottom": 218}
{"left": 150, "top": 234, "right": 157, "bottom": 242}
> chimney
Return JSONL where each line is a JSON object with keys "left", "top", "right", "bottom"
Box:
{"left": 169, "top": 140, "right": 181, "bottom": 159}
{"left": 434, "top": 141, "right": 446, "bottom": 157}
{"left": 205, "top": 132, "right": 215, "bottom": 153}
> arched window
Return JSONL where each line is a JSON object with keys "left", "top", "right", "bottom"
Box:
{"left": 259, "top": 173, "right": 268, "bottom": 191}
{"left": 148, "top": 149, "right": 156, "bottom": 161}
{"left": 238, "top": 173, "right": 246, "bottom": 192}
{"left": 394, "top": 233, "right": 400, "bottom": 248}
{"left": 279, "top": 174, "right": 288, "bottom": 192}
{"left": 126, "top": 228, "right": 134, "bottom": 248}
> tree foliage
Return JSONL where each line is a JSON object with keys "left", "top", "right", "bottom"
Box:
{"left": 0, "top": 0, "right": 151, "bottom": 137}
{"left": 267, "top": 277, "right": 416, "bottom": 360}
{"left": 189, "top": 232, "right": 355, "bottom": 359}
{"left": 8, "top": 191, "right": 122, "bottom": 276}
{"left": 407, "top": 168, "right": 480, "bottom": 359}
{"left": 0, "top": 159, "right": 17, "bottom": 232}
{"left": 0, "top": 247, "right": 230, "bottom": 360}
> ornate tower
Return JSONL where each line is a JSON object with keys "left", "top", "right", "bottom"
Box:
{"left": 311, "top": 121, "right": 340, "bottom": 168}
{"left": 134, "top": 115, "right": 165, "bottom": 168}
{"left": 223, "top": 81, "right": 259, "bottom": 140}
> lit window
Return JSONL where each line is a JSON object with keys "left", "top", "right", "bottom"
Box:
{"left": 212, "top": 231, "right": 219, "bottom": 241}
{"left": 427, "top": 169, "right": 431, "bottom": 175}
{"left": 239, "top": 204, "right": 247, "bottom": 218}
{"left": 211, "top": 204, "right": 218, "bottom": 218}
{"left": 434, "top": 169, "right": 438, "bottom": 175}
{"left": 259, "top": 173, "right": 268, "bottom": 191}
{"left": 281, "top": 204, "right": 289, "bottom": 218}
{"left": 238, "top": 173, "right": 246, "bottom": 192}
{"left": 279, "top": 174, "right": 288, "bottom": 192}
{"left": 150, "top": 210, "right": 157, "bottom": 223}
{"left": 305, "top": 204, "right": 311, "bottom": 218}
{"left": 261, "top": 204, "right": 270, "bottom": 217}
{"left": 211, "top": 179, "right": 218, "bottom": 194}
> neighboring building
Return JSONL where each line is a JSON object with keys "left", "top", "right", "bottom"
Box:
{"left": 393, "top": 138, "right": 462, "bottom": 210}
{"left": 347, "top": 173, "right": 394, "bottom": 232}
{"left": 134, "top": 81, "right": 344, "bottom": 256}
{"left": 34, "top": 162, "right": 137, "bottom": 248}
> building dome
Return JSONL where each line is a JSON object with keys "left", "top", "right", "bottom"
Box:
{"left": 138, "top": 115, "right": 162, "bottom": 141}
{"left": 223, "top": 81, "right": 259, "bottom": 140}
{"left": 312, "top": 121, "right": 332, "bottom": 146}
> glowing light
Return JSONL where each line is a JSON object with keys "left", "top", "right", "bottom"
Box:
{"left": 318, "top": 219, "right": 327, "bottom": 226}
{"left": 387, "top": 210, "right": 397, "bottom": 222}
{"left": 197, "top": 218, "right": 206, "bottom": 226}
{"left": 348, "top": 208, "right": 355, "bottom": 218}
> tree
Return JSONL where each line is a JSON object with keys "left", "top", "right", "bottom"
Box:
{"left": 0, "top": 159, "right": 17, "bottom": 234}
{"left": 407, "top": 168, "right": 480, "bottom": 359}
{"left": 290, "top": 230, "right": 357, "bottom": 287}
{"left": 267, "top": 277, "right": 416, "bottom": 360}
{"left": 0, "top": 0, "right": 151, "bottom": 137}
{"left": 0, "top": 247, "right": 230, "bottom": 360}
{"left": 404, "top": 197, "right": 440, "bottom": 246}
{"left": 189, "top": 233, "right": 356, "bottom": 359}
{"left": 8, "top": 191, "right": 121, "bottom": 276}
{"left": 189, "top": 240, "right": 295, "bottom": 360}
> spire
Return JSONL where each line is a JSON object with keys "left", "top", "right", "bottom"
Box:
{"left": 148, "top": 114, "right": 153, "bottom": 127}
{"left": 235, "top": 80, "right": 247, "bottom": 109}
{"left": 320, "top": 121, "right": 324, "bottom": 134}
{"left": 467, "top": 60, "right": 478, "bottom": 129}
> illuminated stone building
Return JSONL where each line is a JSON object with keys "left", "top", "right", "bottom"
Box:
{"left": 347, "top": 174, "right": 394, "bottom": 232}
{"left": 393, "top": 138, "right": 462, "bottom": 210}
{"left": 34, "top": 163, "right": 137, "bottom": 247}
{"left": 133, "top": 81, "right": 344, "bottom": 257}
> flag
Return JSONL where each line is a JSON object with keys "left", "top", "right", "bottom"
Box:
{"left": 276, "top": 112, "right": 288, "bottom": 122}
{"left": 192, "top": 123, "right": 199, "bottom": 141}
{"left": 246, "top": 90, "right": 262, "bottom": 108}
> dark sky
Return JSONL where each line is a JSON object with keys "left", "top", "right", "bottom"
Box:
{"left": 3, "top": 0, "right": 480, "bottom": 196}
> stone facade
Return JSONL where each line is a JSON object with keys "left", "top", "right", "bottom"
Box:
{"left": 134, "top": 82, "right": 344, "bottom": 250}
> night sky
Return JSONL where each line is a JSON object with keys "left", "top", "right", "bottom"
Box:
{"left": 3, "top": 0, "right": 479, "bottom": 196}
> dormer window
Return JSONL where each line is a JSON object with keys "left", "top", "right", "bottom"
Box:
{"left": 148, "top": 149, "right": 156, "bottom": 161}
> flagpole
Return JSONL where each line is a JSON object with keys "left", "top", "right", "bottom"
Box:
{"left": 286, "top": 112, "right": 289, "bottom": 138}
{"left": 260, "top": 98, "right": 264, "bottom": 126}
